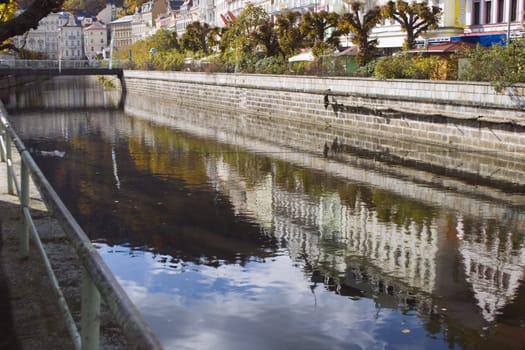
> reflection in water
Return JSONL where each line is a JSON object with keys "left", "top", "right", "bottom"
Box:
{"left": 7, "top": 77, "right": 525, "bottom": 350}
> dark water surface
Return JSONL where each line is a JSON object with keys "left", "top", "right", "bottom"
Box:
{"left": 6, "top": 77, "right": 525, "bottom": 350}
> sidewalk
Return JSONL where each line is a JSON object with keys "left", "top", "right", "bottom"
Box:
{"left": 0, "top": 141, "right": 128, "bottom": 349}
{"left": 0, "top": 141, "right": 74, "bottom": 349}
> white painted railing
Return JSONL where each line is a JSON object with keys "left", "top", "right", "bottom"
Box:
{"left": 0, "top": 105, "right": 162, "bottom": 350}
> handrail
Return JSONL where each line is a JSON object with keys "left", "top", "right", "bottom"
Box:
{"left": 0, "top": 105, "right": 163, "bottom": 350}
{"left": 0, "top": 59, "right": 124, "bottom": 69}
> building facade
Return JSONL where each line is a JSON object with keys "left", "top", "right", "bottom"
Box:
{"left": 14, "top": 11, "right": 71, "bottom": 59}
{"left": 83, "top": 21, "right": 108, "bottom": 60}
{"left": 59, "top": 12, "right": 84, "bottom": 60}
{"left": 109, "top": 15, "right": 133, "bottom": 51}
{"left": 12, "top": 0, "right": 525, "bottom": 60}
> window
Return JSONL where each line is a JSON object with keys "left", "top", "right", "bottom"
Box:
{"left": 510, "top": 0, "right": 517, "bottom": 20}
{"left": 497, "top": 0, "right": 504, "bottom": 22}
{"left": 473, "top": 1, "right": 481, "bottom": 24}
{"left": 485, "top": 0, "right": 492, "bottom": 23}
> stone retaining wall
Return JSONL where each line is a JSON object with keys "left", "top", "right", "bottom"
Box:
{"left": 123, "top": 71, "right": 525, "bottom": 188}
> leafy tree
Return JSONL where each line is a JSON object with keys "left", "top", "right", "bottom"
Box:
{"left": 149, "top": 28, "right": 179, "bottom": 51}
{"left": 0, "top": 0, "right": 63, "bottom": 48}
{"left": 253, "top": 19, "right": 280, "bottom": 57}
{"left": 339, "top": 1, "right": 382, "bottom": 65}
{"left": 181, "top": 21, "right": 212, "bottom": 55}
{"left": 0, "top": 0, "right": 17, "bottom": 25}
{"left": 275, "top": 11, "right": 305, "bottom": 57}
{"left": 299, "top": 11, "right": 342, "bottom": 56}
{"left": 381, "top": 0, "right": 441, "bottom": 50}
{"left": 63, "top": 0, "right": 82, "bottom": 13}
{"left": 115, "top": 28, "right": 179, "bottom": 69}
{"left": 234, "top": 3, "right": 270, "bottom": 41}
{"left": 63, "top": 0, "right": 105, "bottom": 15}
{"left": 460, "top": 41, "right": 525, "bottom": 92}
{"left": 219, "top": 3, "right": 271, "bottom": 71}
{"left": 206, "top": 26, "right": 224, "bottom": 53}
{"left": 121, "top": 0, "right": 148, "bottom": 15}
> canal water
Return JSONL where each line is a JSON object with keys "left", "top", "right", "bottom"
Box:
{"left": 5, "top": 77, "right": 525, "bottom": 350}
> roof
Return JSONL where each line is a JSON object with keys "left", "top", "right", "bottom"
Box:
{"left": 110, "top": 15, "right": 133, "bottom": 24}
{"left": 408, "top": 41, "right": 477, "bottom": 53}
{"left": 84, "top": 21, "right": 106, "bottom": 31}
{"left": 334, "top": 46, "right": 359, "bottom": 57}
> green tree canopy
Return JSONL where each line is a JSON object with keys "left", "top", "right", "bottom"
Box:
{"left": 299, "top": 11, "right": 342, "bottom": 56}
{"left": 381, "top": 0, "right": 442, "bottom": 50}
{"left": 252, "top": 18, "right": 280, "bottom": 57}
{"left": 339, "top": 1, "right": 382, "bottom": 65}
{"left": 460, "top": 41, "right": 525, "bottom": 92}
{"left": 181, "top": 21, "right": 212, "bottom": 55}
{"left": 275, "top": 11, "right": 305, "bottom": 57}
{"left": 63, "top": 0, "right": 105, "bottom": 15}
{"left": 218, "top": 3, "right": 271, "bottom": 70}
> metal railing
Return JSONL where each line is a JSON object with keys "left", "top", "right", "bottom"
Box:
{"left": 0, "top": 59, "right": 123, "bottom": 70}
{"left": 0, "top": 105, "right": 162, "bottom": 350}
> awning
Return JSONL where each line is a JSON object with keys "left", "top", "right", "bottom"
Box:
{"left": 288, "top": 50, "right": 315, "bottom": 62}
{"left": 451, "top": 33, "right": 506, "bottom": 46}
{"left": 334, "top": 46, "right": 359, "bottom": 57}
{"left": 407, "top": 41, "right": 477, "bottom": 53}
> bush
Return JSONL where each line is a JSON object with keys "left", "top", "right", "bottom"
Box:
{"left": 374, "top": 55, "right": 407, "bottom": 79}
{"left": 374, "top": 54, "right": 451, "bottom": 80}
{"left": 155, "top": 51, "right": 185, "bottom": 71}
{"left": 254, "top": 56, "right": 288, "bottom": 74}
{"left": 459, "top": 40, "right": 525, "bottom": 92}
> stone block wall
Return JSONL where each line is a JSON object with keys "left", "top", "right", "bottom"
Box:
{"left": 123, "top": 71, "right": 525, "bottom": 189}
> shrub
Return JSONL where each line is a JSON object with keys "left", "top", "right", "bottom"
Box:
{"left": 253, "top": 56, "right": 288, "bottom": 74}
{"left": 374, "top": 54, "right": 450, "bottom": 80}
{"left": 459, "top": 40, "right": 525, "bottom": 92}
{"left": 374, "top": 55, "right": 408, "bottom": 79}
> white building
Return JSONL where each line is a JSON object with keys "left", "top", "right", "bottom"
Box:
{"left": 83, "top": 21, "right": 108, "bottom": 60}
{"left": 175, "top": 0, "right": 195, "bottom": 37}
{"left": 14, "top": 11, "right": 70, "bottom": 59}
{"left": 371, "top": 0, "right": 524, "bottom": 48}
{"left": 59, "top": 12, "right": 84, "bottom": 60}
{"left": 132, "top": 1, "right": 155, "bottom": 43}
{"left": 109, "top": 15, "right": 133, "bottom": 50}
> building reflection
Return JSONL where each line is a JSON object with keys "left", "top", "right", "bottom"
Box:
{"left": 204, "top": 154, "right": 525, "bottom": 324}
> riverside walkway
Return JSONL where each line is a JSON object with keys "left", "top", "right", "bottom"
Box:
{"left": 0, "top": 138, "right": 79, "bottom": 349}
{"left": 0, "top": 111, "right": 162, "bottom": 349}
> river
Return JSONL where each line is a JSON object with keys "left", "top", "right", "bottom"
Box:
{"left": 5, "top": 76, "right": 525, "bottom": 350}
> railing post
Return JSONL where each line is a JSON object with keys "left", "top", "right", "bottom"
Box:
{"left": 81, "top": 268, "right": 101, "bottom": 350}
{"left": 19, "top": 159, "right": 30, "bottom": 257}
{"left": 6, "top": 133, "right": 13, "bottom": 195}
{"left": 0, "top": 129, "right": 5, "bottom": 162}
